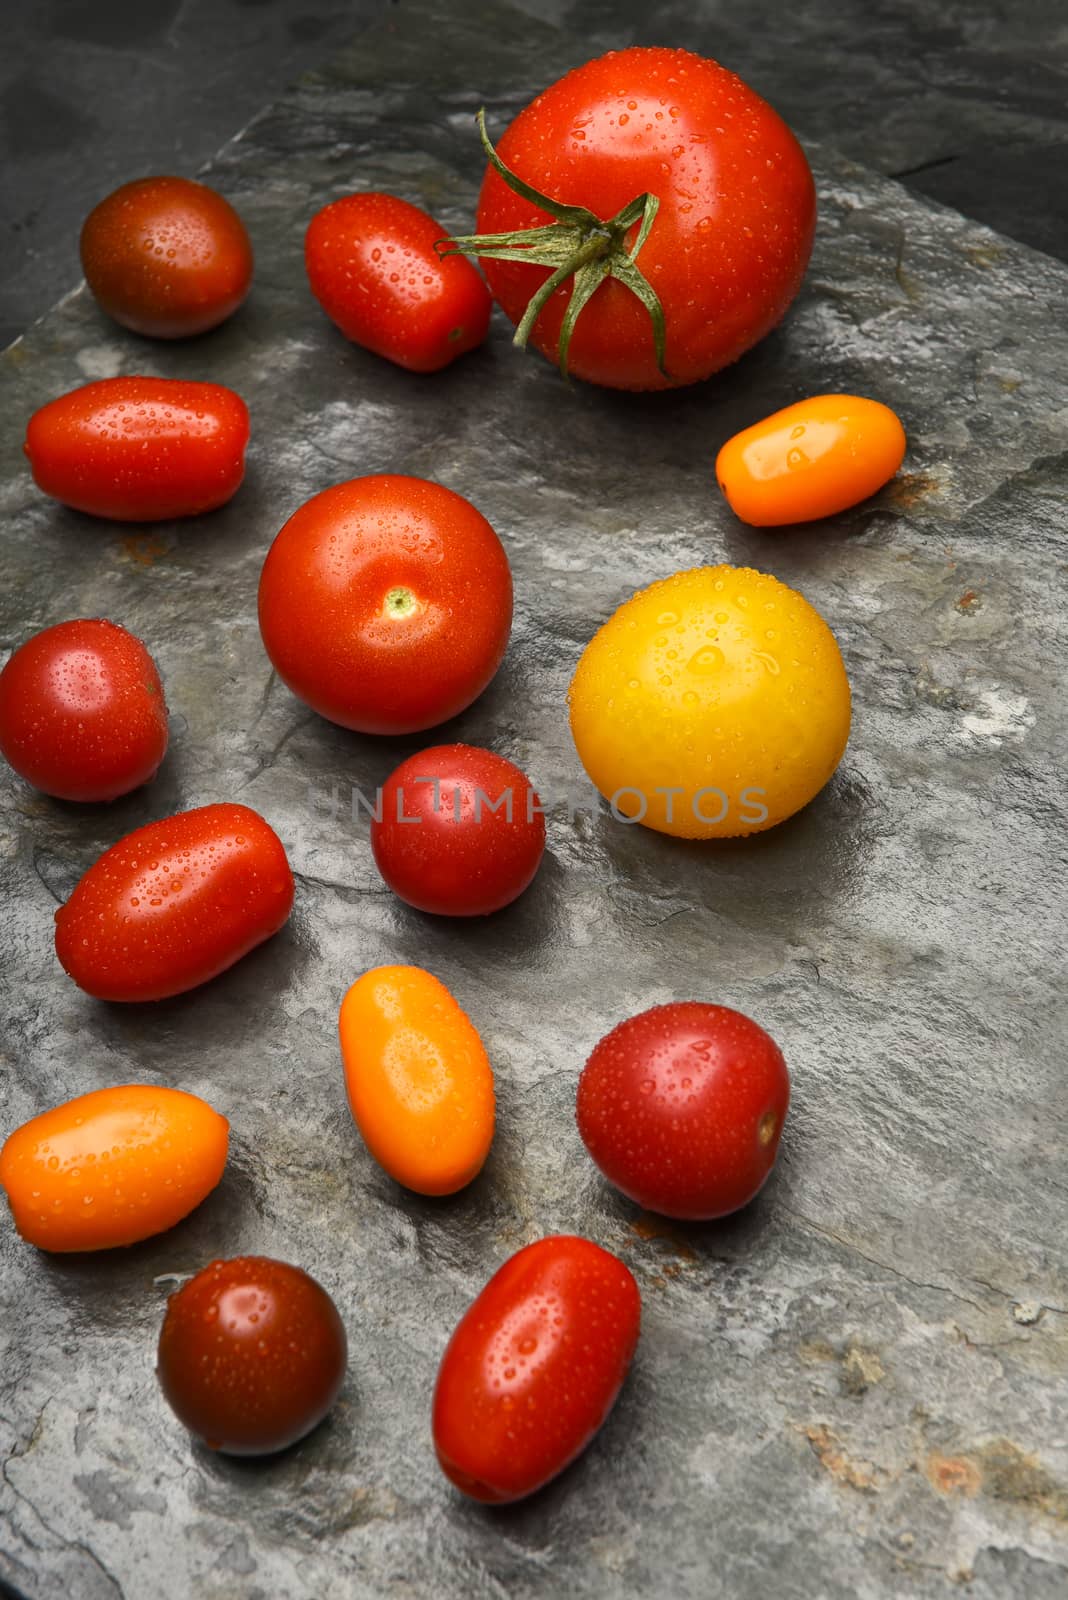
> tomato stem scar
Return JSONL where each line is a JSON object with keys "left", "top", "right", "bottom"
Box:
{"left": 384, "top": 586, "right": 418, "bottom": 619}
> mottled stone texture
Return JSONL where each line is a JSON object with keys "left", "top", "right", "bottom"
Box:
{"left": 1, "top": 1, "right": 1066, "bottom": 1596}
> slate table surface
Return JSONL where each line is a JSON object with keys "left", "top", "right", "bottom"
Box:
{"left": 1, "top": 0, "right": 1067, "bottom": 1596}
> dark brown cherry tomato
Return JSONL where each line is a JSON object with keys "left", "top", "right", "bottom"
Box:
{"left": 371, "top": 744, "right": 545, "bottom": 916}
{"left": 54, "top": 802, "right": 294, "bottom": 1002}
{"left": 80, "top": 175, "right": 253, "bottom": 338}
{"left": 24, "top": 377, "right": 249, "bottom": 522}
{"left": 157, "top": 1257, "right": 347, "bottom": 1455}
{"left": 433, "top": 1235, "right": 641, "bottom": 1502}
{"left": 257, "top": 476, "right": 512, "bottom": 734}
{"left": 577, "top": 1002, "right": 790, "bottom": 1219}
{"left": 0, "top": 619, "right": 168, "bottom": 802}
{"left": 305, "top": 192, "right": 491, "bottom": 371}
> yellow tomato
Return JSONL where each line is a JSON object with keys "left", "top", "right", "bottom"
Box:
{"left": 339, "top": 965, "right": 495, "bottom": 1196}
{"left": 568, "top": 566, "right": 851, "bottom": 839}
{"left": 716, "top": 394, "right": 906, "bottom": 525}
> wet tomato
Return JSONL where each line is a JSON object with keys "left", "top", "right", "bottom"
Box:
{"left": 433, "top": 1235, "right": 640, "bottom": 1502}
{"left": 305, "top": 192, "right": 491, "bottom": 371}
{"left": 80, "top": 176, "right": 253, "bottom": 338}
{"left": 54, "top": 802, "right": 293, "bottom": 1002}
{"left": 339, "top": 965, "right": 495, "bottom": 1195}
{"left": 450, "top": 47, "right": 814, "bottom": 389}
{"left": 157, "top": 1256, "right": 347, "bottom": 1455}
{"left": 0, "top": 1085, "right": 228, "bottom": 1252}
{"left": 258, "top": 476, "right": 511, "bottom": 734}
{"left": 24, "top": 377, "right": 249, "bottom": 522}
{"left": 577, "top": 1002, "right": 790, "bottom": 1219}
{"left": 0, "top": 619, "right": 168, "bottom": 802}
{"left": 568, "top": 565, "right": 851, "bottom": 838}
{"left": 371, "top": 744, "right": 545, "bottom": 916}
{"left": 716, "top": 394, "right": 907, "bottom": 525}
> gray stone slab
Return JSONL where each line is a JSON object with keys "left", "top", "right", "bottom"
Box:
{"left": 1, "top": 1, "right": 1066, "bottom": 1595}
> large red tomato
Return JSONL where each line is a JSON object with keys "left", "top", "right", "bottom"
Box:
{"left": 0, "top": 619, "right": 168, "bottom": 802}
{"left": 258, "top": 476, "right": 512, "bottom": 734}
{"left": 456, "top": 48, "right": 815, "bottom": 390}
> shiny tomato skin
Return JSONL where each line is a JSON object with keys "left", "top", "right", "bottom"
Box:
{"left": 716, "top": 394, "right": 908, "bottom": 525}
{"left": 577, "top": 1002, "right": 790, "bottom": 1220}
{"left": 54, "top": 802, "right": 294, "bottom": 1002}
{"left": 0, "top": 1085, "right": 228, "bottom": 1252}
{"left": 476, "top": 47, "right": 815, "bottom": 390}
{"left": 157, "top": 1257, "right": 347, "bottom": 1455}
{"left": 371, "top": 744, "right": 545, "bottom": 916}
{"left": 305, "top": 193, "right": 491, "bottom": 372}
{"left": 339, "top": 965, "right": 495, "bottom": 1195}
{"left": 80, "top": 176, "right": 253, "bottom": 338}
{"left": 25, "top": 377, "right": 249, "bottom": 522}
{"left": 433, "top": 1236, "right": 641, "bottom": 1502}
{"left": 257, "top": 476, "right": 512, "bottom": 734}
{"left": 0, "top": 619, "right": 168, "bottom": 802}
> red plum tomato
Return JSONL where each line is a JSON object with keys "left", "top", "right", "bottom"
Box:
{"left": 24, "top": 377, "right": 249, "bottom": 522}
{"left": 433, "top": 1235, "right": 640, "bottom": 1502}
{"left": 305, "top": 192, "right": 491, "bottom": 371}
{"left": 54, "top": 802, "right": 294, "bottom": 1001}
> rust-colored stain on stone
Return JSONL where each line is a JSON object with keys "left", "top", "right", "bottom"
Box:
{"left": 120, "top": 533, "right": 169, "bottom": 568}
{"left": 802, "top": 1424, "right": 881, "bottom": 1491}
{"left": 628, "top": 1215, "right": 697, "bottom": 1262}
{"left": 955, "top": 589, "right": 982, "bottom": 613}
{"left": 925, "top": 1452, "right": 982, "bottom": 1497}
{"left": 924, "top": 1440, "right": 1068, "bottom": 1520}
{"left": 889, "top": 471, "right": 941, "bottom": 509}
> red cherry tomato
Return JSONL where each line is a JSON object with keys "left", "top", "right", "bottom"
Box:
{"left": 80, "top": 176, "right": 253, "bottom": 338}
{"left": 576, "top": 1002, "right": 790, "bottom": 1220}
{"left": 468, "top": 47, "right": 815, "bottom": 389}
{"left": 258, "top": 476, "right": 512, "bottom": 734}
{"left": 54, "top": 802, "right": 294, "bottom": 1002}
{"left": 0, "top": 619, "right": 168, "bottom": 802}
{"left": 371, "top": 744, "right": 545, "bottom": 916}
{"left": 24, "top": 377, "right": 249, "bottom": 522}
{"left": 157, "top": 1257, "right": 347, "bottom": 1455}
{"left": 433, "top": 1236, "right": 640, "bottom": 1502}
{"left": 305, "top": 192, "right": 491, "bottom": 372}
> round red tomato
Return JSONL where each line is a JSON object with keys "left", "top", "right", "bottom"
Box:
{"left": 433, "top": 1235, "right": 640, "bottom": 1502}
{"left": 371, "top": 744, "right": 544, "bottom": 916}
{"left": 306, "top": 192, "right": 491, "bottom": 372}
{"left": 458, "top": 47, "right": 814, "bottom": 389}
{"left": 157, "top": 1257, "right": 347, "bottom": 1455}
{"left": 576, "top": 1002, "right": 790, "bottom": 1219}
{"left": 24, "top": 377, "right": 249, "bottom": 522}
{"left": 80, "top": 175, "right": 253, "bottom": 338}
{"left": 54, "top": 802, "right": 294, "bottom": 1002}
{"left": 258, "top": 476, "right": 512, "bottom": 734}
{"left": 0, "top": 619, "right": 168, "bottom": 802}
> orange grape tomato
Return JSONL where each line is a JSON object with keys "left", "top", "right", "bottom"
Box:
{"left": 0, "top": 1085, "right": 229, "bottom": 1252}
{"left": 715, "top": 394, "right": 907, "bottom": 525}
{"left": 338, "top": 965, "right": 495, "bottom": 1197}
